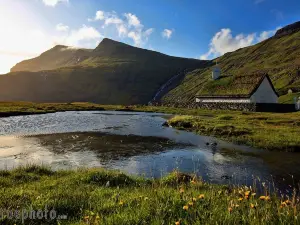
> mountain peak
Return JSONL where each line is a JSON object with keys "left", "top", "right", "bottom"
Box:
{"left": 93, "top": 38, "right": 131, "bottom": 52}
{"left": 275, "top": 21, "right": 300, "bottom": 38}
{"left": 100, "top": 38, "right": 122, "bottom": 45}
{"left": 52, "top": 45, "right": 69, "bottom": 50}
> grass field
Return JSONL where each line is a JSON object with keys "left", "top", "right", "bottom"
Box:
{"left": 0, "top": 165, "right": 299, "bottom": 225}
{"left": 166, "top": 111, "right": 300, "bottom": 152}
{"left": 0, "top": 102, "right": 300, "bottom": 151}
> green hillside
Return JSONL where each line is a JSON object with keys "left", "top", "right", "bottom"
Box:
{"left": 162, "top": 22, "right": 300, "bottom": 104}
{"left": 1, "top": 38, "right": 208, "bottom": 105}
{"left": 10, "top": 45, "right": 93, "bottom": 72}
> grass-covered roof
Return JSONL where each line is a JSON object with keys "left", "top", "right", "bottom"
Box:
{"left": 196, "top": 74, "right": 273, "bottom": 98}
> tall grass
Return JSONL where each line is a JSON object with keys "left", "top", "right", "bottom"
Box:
{"left": 0, "top": 166, "right": 299, "bottom": 224}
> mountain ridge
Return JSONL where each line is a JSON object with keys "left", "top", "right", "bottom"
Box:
{"left": 2, "top": 38, "right": 208, "bottom": 105}
{"left": 3, "top": 21, "right": 300, "bottom": 105}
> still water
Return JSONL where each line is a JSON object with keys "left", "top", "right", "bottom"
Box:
{"left": 0, "top": 111, "right": 299, "bottom": 191}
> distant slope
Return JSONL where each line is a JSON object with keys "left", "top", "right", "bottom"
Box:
{"left": 162, "top": 21, "right": 300, "bottom": 104}
{"left": 1, "top": 38, "right": 208, "bottom": 105}
{"left": 11, "top": 45, "right": 92, "bottom": 72}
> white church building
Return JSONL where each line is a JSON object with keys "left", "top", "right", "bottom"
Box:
{"left": 195, "top": 65, "right": 279, "bottom": 104}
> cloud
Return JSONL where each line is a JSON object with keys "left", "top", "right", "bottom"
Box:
{"left": 42, "top": 0, "right": 69, "bottom": 7}
{"left": 104, "top": 17, "right": 123, "bottom": 26}
{"left": 144, "top": 28, "right": 154, "bottom": 37}
{"left": 95, "top": 10, "right": 105, "bottom": 21}
{"left": 128, "top": 31, "right": 141, "bottom": 46}
{"left": 89, "top": 10, "right": 154, "bottom": 47}
{"left": 200, "top": 27, "right": 280, "bottom": 60}
{"left": 162, "top": 29, "right": 173, "bottom": 39}
{"left": 257, "top": 27, "right": 281, "bottom": 42}
{"left": 124, "top": 13, "right": 142, "bottom": 28}
{"left": 62, "top": 25, "right": 103, "bottom": 48}
{"left": 56, "top": 23, "right": 69, "bottom": 32}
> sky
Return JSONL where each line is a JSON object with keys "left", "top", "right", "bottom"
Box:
{"left": 0, "top": 0, "right": 299, "bottom": 74}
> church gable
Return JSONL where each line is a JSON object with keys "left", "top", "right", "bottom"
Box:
{"left": 250, "top": 76, "right": 279, "bottom": 103}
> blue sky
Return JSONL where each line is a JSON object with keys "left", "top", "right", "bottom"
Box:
{"left": 0, "top": 0, "right": 299, "bottom": 74}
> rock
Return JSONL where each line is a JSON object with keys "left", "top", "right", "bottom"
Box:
{"left": 210, "top": 142, "right": 218, "bottom": 146}
{"left": 221, "top": 175, "right": 231, "bottom": 180}
{"left": 162, "top": 121, "right": 169, "bottom": 127}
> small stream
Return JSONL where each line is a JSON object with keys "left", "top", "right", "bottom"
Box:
{"left": 0, "top": 111, "right": 299, "bottom": 193}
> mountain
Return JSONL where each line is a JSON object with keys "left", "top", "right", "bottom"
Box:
{"left": 11, "top": 45, "right": 92, "bottom": 72}
{"left": 0, "top": 38, "right": 208, "bottom": 105}
{"left": 3, "top": 21, "right": 300, "bottom": 105}
{"left": 162, "top": 21, "right": 300, "bottom": 104}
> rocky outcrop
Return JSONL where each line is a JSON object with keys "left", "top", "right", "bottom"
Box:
{"left": 275, "top": 21, "right": 300, "bottom": 38}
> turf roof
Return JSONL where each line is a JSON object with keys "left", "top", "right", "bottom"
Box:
{"left": 196, "top": 74, "right": 278, "bottom": 98}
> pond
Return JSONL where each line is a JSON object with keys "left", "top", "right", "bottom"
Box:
{"left": 0, "top": 111, "right": 299, "bottom": 193}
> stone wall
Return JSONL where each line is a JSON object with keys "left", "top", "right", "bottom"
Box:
{"left": 197, "top": 102, "right": 257, "bottom": 111}
{"left": 153, "top": 101, "right": 296, "bottom": 112}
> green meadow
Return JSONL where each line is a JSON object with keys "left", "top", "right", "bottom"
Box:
{"left": 0, "top": 165, "right": 299, "bottom": 225}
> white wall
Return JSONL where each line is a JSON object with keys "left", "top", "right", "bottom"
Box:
{"left": 296, "top": 98, "right": 300, "bottom": 111}
{"left": 212, "top": 67, "right": 221, "bottom": 80}
{"left": 196, "top": 98, "right": 251, "bottom": 103}
{"left": 250, "top": 77, "right": 278, "bottom": 103}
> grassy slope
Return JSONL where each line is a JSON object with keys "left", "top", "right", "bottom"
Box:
{"left": 2, "top": 39, "right": 207, "bottom": 105}
{"left": 162, "top": 30, "right": 300, "bottom": 104}
{"left": 0, "top": 165, "right": 298, "bottom": 225}
{"left": 10, "top": 45, "right": 92, "bottom": 73}
{"left": 0, "top": 102, "right": 300, "bottom": 151}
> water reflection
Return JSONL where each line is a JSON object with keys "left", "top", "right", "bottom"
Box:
{"left": 0, "top": 111, "right": 299, "bottom": 193}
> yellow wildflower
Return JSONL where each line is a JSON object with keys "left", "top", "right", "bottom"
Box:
{"left": 192, "top": 197, "right": 197, "bottom": 202}
{"left": 238, "top": 197, "right": 243, "bottom": 201}
{"left": 250, "top": 203, "right": 256, "bottom": 209}
{"left": 245, "top": 191, "right": 250, "bottom": 196}
{"left": 285, "top": 200, "right": 291, "bottom": 205}
{"left": 259, "top": 196, "right": 266, "bottom": 200}
{"left": 265, "top": 196, "right": 271, "bottom": 201}
{"left": 190, "top": 180, "right": 196, "bottom": 184}
{"left": 198, "top": 194, "right": 204, "bottom": 199}
{"left": 175, "top": 221, "right": 180, "bottom": 225}
{"left": 183, "top": 205, "right": 189, "bottom": 211}
{"left": 144, "top": 197, "right": 149, "bottom": 201}
{"left": 179, "top": 188, "right": 184, "bottom": 194}
{"left": 119, "top": 201, "right": 124, "bottom": 206}
{"left": 188, "top": 202, "right": 194, "bottom": 206}
{"left": 281, "top": 201, "right": 287, "bottom": 207}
